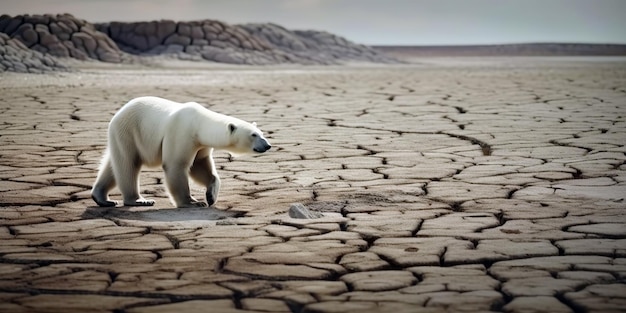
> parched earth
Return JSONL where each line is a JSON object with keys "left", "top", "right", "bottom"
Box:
{"left": 0, "top": 58, "right": 625, "bottom": 312}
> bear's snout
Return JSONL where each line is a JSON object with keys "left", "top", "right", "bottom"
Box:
{"left": 254, "top": 140, "right": 272, "bottom": 153}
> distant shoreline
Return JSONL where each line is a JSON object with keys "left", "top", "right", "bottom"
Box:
{"left": 374, "top": 43, "right": 626, "bottom": 57}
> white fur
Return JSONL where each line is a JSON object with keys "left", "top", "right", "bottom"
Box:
{"left": 91, "top": 96, "right": 271, "bottom": 208}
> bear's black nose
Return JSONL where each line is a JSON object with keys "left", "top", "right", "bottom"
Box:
{"left": 254, "top": 144, "right": 271, "bottom": 153}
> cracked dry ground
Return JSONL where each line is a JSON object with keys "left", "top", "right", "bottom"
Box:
{"left": 1, "top": 60, "right": 626, "bottom": 313}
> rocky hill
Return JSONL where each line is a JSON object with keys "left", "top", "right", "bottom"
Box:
{"left": 0, "top": 13, "right": 397, "bottom": 72}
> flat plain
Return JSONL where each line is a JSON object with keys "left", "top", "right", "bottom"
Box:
{"left": 1, "top": 58, "right": 625, "bottom": 312}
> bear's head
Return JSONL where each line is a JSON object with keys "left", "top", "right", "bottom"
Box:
{"left": 227, "top": 122, "right": 271, "bottom": 156}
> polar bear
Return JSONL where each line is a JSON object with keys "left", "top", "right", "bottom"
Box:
{"left": 91, "top": 96, "right": 271, "bottom": 208}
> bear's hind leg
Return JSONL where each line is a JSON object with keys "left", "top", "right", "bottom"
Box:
{"left": 111, "top": 147, "right": 155, "bottom": 207}
{"left": 190, "top": 149, "right": 220, "bottom": 207}
{"left": 92, "top": 154, "right": 117, "bottom": 207}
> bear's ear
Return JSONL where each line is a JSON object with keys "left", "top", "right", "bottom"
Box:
{"left": 252, "top": 122, "right": 257, "bottom": 127}
{"left": 229, "top": 123, "right": 237, "bottom": 134}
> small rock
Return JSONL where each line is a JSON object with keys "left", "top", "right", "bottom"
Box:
{"left": 289, "top": 203, "right": 323, "bottom": 219}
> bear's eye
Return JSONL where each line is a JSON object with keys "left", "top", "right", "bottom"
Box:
{"left": 251, "top": 133, "right": 258, "bottom": 138}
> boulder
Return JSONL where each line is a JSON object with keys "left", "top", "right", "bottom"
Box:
{"left": 0, "top": 32, "right": 68, "bottom": 73}
{"left": 190, "top": 25, "right": 204, "bottom": 39}
{"left": 289, "top": 203, "right": 323, "bottom": 219}
{"left": 30, "top": 44, "right": 48, "bottom": 54}
{"left": 163, "top": 33, "right": 191, "bottom": 46}
{"left": 177, "top": 23, "right": 191, "bottom": 37}
{"left": 48, "top": 22, "right": 70, "bottom": 41}
{"left": 1, "top": 14, "right": 129, "bottom": 63}
{"left": 72, "top": 32, "right": 97, "bottom": 56}
{"left": 63, "top": 40, "right": 88, "bottom": 60}
{"left": 156, "top": 20, "right": 176, "bottom": 42}
{"left": 47, "top": 41, "right": 70, "bottom": 57}
{"left": 0, "top": 14, "right": 12, "bottom": 32}
{"left": 2, "top": 16, "right": 24, "bottom": 35}
{"left": 97, "top": 48, "right": 121, "bottom": 63}
{"left": 191, "top": 38, "right": 209, "bottom": 46}
{"left": 210, "top": 39, "right": 232, "bottom": 49}
{"left": 12, "top": 23, "right": 33, "bottom": 42}
{"left": 57, "top": 15, "right": 79, "bottom": 33}
{"left": 202, "top": 23, "right": 220, "bottom": 35}
{"left": 24, "top": 14, "right": 50, "bottom": 26}
{"left": 40, "top": 32, "right": 59, "bottom": 46}
{"left": 135, "top": 22, "right": 154, "bottom": 36}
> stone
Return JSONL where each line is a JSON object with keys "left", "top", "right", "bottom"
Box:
{"left": 177, "top": 23, "right": 191, "bottom": 37}
{"left": 2, "top": 16, "right": 24, "bottom": 35}
{"left": 163, "top": 33, "right": 191, "bottom": 46}
{"left": 64, "top": 40, "right": 88, "bottom": 60}
{"left": 40, "top": 32, "right": 59, "bottom": 46}
{"left": 57, "top": 16, "right": 79, "bottom": 33}
{"left": 24, "top": 14, "right": 50, "bottom": 26}
{"left": 0, "top": 14, "right": 13, "bottom": 32}
{"left": 135, "top": 22, "right": 155, "bottom": 36}
{"left": 47, "top": 41, "right": 70, "bottom": 57}
{"left": 128, "top": 33, "right": 150, "bottom": 51}
{"left": 191, "top": 38, "right": 209, "bottom": 46}
{"left": 289, "top": 203, "right": 323, "bottom": 219}
{"left": 190, "top": 25, "right": 204, "bottom": 39}
{"left": 14, "top": 23, "right": 37, "bottom": 47}
{"left": 154, "top": 20, "right": 176, "bottom": 41}
{"left": 72, "top": 32, "right": 97, "bottom": 56}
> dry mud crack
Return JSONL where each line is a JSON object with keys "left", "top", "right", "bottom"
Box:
{"left": 1, "top": 59, "right": 626, "bottom": 312}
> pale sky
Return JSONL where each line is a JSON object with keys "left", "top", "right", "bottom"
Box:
{"left": 2, "top": 0, "right": 625, "bottom": 45}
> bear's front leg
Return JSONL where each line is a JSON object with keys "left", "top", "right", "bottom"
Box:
{"left": 190, "top": 149, "right": 220, "bottom": 207}
{"left": 164, "top": 163, "right": 207, "bottom": 208}
{"left": 205, "top": 175, "right": 220, "bottom": 207}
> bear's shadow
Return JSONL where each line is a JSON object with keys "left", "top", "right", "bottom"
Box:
{"left": 82, "top": 205, "right": 244, "bottom": 223}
